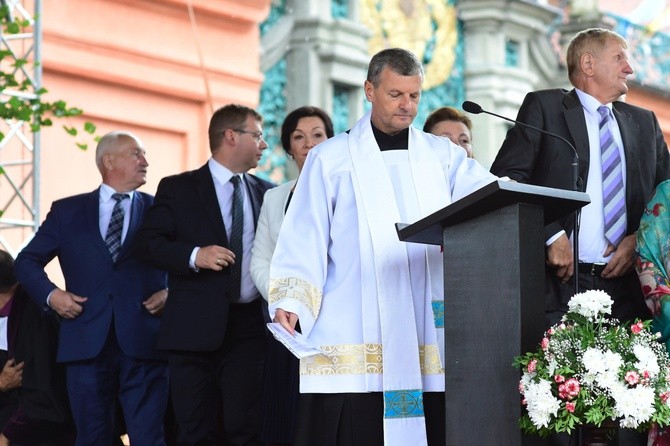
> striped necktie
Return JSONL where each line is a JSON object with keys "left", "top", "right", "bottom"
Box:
{"left": 105, "top": 193, "right": 129, "bottom": 261}
{"left": 229, "top": 175, "right": 244, "bottom": 301}
{"left": 598, "top": 105, "right": 626, "bottom": 247}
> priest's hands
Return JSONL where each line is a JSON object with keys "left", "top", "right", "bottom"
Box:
{"left": 274, "top": 308, "right": 299, "bottom": 335}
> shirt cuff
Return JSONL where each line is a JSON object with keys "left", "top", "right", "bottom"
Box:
{"left": 546, "top": 230, "right": 565, "bottom": 247}
{"left": 190, "top": 247, "right": 200, "bottom": 272}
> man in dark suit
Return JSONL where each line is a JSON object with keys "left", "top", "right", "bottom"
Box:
{"left": 133, "top": 104, "right": 274, "bottom": 445}
{"left": 14, "top": 131, "right": 169, "bottom": 445}
{"left": 492, "top": 30, "right": 670, "bottom": 444}
{"left": 491, "top": 28, "right": 670, "bottom": 331}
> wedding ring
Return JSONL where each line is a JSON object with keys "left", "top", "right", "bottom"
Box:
{"left": 216, "top": 259, "right": 221, "bottom": 265}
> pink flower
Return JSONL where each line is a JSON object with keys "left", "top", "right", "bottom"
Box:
{"left": 547, "top": 328, "right": 555, "bottom": 336}
{"left": 661, "top": 392, "right": 670, "bottom": 403}
{"left": 518, "top": 382, "right": 524, "bottom": 393}
{"left": 541, "top": 338, "right": 549, "bottom": 350}
{"left": 558, "top": 384, "right": 568, "bottom": 400}
{"left": 565, "top": 378, "right": 580, "bottom": 397}
{"left": 565, "top": 402, "right": 576, "bottom": 413}
{"left": 554, "top": 375, "right": 565, "bottom": 383}
{"left": 625, "top": 371, "right": 640, "bottom": 385}
{"left": 527, "top": 359, "right": 537, "bottom": 373}
{"left": 643, "top": 370, "right": 651, "bottom": 380}
{"left": 631, "top": 321, "right": 644, "bottom": 334}
{"left": 521, "top": 398, "right": 527, "bottom": 406}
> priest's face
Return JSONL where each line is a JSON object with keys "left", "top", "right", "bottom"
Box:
{"left": 365, "top": 67, "right": 422, "bottom": 135}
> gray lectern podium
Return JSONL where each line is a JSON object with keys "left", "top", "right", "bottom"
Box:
{"left": 396, "top": 180, "right": 590, "bottom": 446}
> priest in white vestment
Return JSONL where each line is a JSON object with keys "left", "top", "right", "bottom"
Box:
{"left": 268, "top": 48, "right": 497, "bottom": 446}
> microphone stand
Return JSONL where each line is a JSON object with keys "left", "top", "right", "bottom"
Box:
{"left": 462, "top": 101, "right": 582, "bottom": 296}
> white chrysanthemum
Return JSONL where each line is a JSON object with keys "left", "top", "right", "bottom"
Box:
{"left": 567, "top": 290, "right": 613, "bottom": 321}
{"left": 524, "top": 379, "right": 561, "bottom": 428}
{"left": 633, "top": 344, "right": 660, "bottom": 378}
{"left": 582, "top": 348, "right": 622, "bottom": 390}
{"left": 519, "top": 372, "right": 536, "bottom": 395}
{"left": 611, "top": 383, "right": 656, "bottom": 428}
{"left": 583, "top": 348, "right": 606, "bottom": 374}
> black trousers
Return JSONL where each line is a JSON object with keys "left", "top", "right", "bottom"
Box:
{"left": 294, "top": 392, "right": 445, "bottom": 446}
{"left": 167, "top": 299, "right": 266, "bottom": 446}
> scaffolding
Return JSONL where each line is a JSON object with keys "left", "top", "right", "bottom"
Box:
{"left": 0, "top": 0, "right": 41, "bottom": 257}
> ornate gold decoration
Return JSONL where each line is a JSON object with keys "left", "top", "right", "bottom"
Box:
{"left": 360, "top": 0, "right": 458, "bottom": 89}
{"left": 269, "top": 276, "right": 322, "bottom": 318}
{"left": 300, "top": 343, "right": 444, "bottom": 376}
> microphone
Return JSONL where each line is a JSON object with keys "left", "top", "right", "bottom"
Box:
{"left": 462, "top": 101, "right": 581, "bottom": 192}
{"left": 463, "top": 100, "right": 582, "bottom": 296}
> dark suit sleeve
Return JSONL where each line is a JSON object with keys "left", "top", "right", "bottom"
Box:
{"left": 133, "top": 176, "right": 197, "bottom": 274}
{"left": 490, "top": 91, "right": 565, "bottom": 239}
{"left": 490, "top": 92, "right": 545, "bottom": 183}
{"left": 14, "top": 204, "right": 62, "bottom": 307}
{"left": 651, "top": 111, "right": 670, "bottom": 187}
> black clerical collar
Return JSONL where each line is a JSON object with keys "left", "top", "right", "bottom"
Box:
{"left": 371, "top": 122, "right": 409, "bottom": 151}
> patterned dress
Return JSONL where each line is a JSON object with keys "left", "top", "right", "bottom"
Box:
{"left": 636, "top": 179, "right": 670, "bottom": 446}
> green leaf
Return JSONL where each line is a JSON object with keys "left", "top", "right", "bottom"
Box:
{"left": 6, "top": 21, "right": 19, "bottom": 34}
{"left": 84, "top": 121, "right": 96, "bottom": 134}
{"left": 62, "top": 125, "right": 77, "bottom": 136}
{"left": 76, "top": 142, "right": 88, "bottom": 151}
{"left": 0, "top": 166, "right": 5, "bottom": 174}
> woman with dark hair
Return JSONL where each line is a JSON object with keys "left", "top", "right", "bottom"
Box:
{"left": 251, "top": 106, "right": 334, "bottom": 446}
{"left": 423, "top": 106, "right": 474, "bottom": 158}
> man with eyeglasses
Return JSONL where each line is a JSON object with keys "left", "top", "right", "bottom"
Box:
{"left": 134, "top": 104, "right": 274, "bottom": 445}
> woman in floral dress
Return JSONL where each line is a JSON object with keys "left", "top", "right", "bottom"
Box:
{"left": 636, "top": 178, "right": 670, "bottom": 445}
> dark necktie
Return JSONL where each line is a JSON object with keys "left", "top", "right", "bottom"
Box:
{"left": 598, "top": 106, "right": 626, "bottom": 247}
{"left": 105, "top": 193, "right": 129, "bottom": 262}
{"left": 229, "top": 176, "right": 244, "bottom": 301}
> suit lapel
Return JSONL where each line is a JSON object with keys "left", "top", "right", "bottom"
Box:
{"left": 116, "top": 193, "right": 145, "bottom": 262}
{"left": 612, "top": 102, "right": 640, "bottom": 222}
{"left": 195, "top": 164, "right": 229, "bottom": 244}
{"left": 86, "top": 188, "right": 112, "bottom": 259}
{"left": 563, "top": 90, "right": 590, "bottom": 189}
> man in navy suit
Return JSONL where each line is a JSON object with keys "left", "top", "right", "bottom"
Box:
{"left": 14, "top": 131, "right": 169, "bottom": 446}
{"left": 134, "top": 104, "right": 274, "bottom": 445}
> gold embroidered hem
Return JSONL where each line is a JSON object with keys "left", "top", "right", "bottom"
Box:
{"left": 300, "top": 343, "right": 444, "bottom": 376}
{"left": 269, "top": 276, "right": 322, "bottom": 318}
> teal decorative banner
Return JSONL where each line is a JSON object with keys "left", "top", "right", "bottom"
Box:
{"left": 432, "top": 300, "right": 444, "bottom": 329}
{"left": 384, "top": 389, "right": 425, "bottom": 419}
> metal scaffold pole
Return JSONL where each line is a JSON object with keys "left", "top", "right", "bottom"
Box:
{"left": 0, "top": 0, "right": 41, "bottom": 256}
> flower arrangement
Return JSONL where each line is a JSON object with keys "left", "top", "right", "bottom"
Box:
{"left": 514, "top": 290, "right": 670, "bottom": 436}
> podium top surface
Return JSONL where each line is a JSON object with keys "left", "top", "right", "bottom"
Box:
{"left": 396, "top": 180, "right": 590, "bottom": 245}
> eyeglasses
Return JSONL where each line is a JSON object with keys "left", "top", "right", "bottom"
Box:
{"left": 232, "top": 128, "right": 264, "bottom": 142}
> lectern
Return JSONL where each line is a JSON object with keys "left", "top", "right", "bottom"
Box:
{"left": 396, "top": 180, "right": 590, "bottom": 445}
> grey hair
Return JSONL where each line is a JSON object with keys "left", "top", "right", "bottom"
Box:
{"left": 95, "top": 131, "right": 140, "bottom": 171}
{"left": 366, "top": 48, "right": 424, "bottom": 87}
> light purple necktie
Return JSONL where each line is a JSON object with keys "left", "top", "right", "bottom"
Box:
{"left": 598, "top": 105, "right": 626, "bottom": 247}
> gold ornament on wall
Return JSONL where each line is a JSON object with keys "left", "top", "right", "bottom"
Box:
{"left": 360, "top": 0, "right": 458, "bottom": 90}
